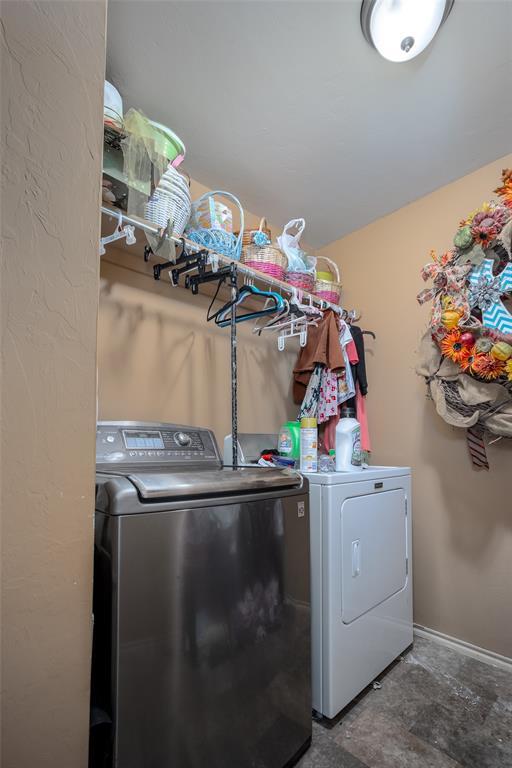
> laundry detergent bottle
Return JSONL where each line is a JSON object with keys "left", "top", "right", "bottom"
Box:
{"left": 335, "top": 407, "right": 363, "bottom": 472}
{"left": 278, "top": 420, "right": 301, "bottom": 461}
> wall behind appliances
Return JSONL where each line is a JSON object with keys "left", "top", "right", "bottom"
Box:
{"left": 98, "top": 181, "right": 298, "bottom": 442}
{"left": 319, "top": 154, "right": 512, "bottom": 659}
{"left": 0, "top": 2, "right": 106, "bottom": 766}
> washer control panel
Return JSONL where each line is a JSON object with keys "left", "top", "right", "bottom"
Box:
{"left": 96, "top": 421, "right": 221, "bottom": 469}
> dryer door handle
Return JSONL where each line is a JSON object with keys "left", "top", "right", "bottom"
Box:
{"left": 352, "top": 539, "right": 361, "bottom": 577}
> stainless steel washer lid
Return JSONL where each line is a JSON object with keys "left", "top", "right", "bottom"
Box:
{"left": 127, "top": 467, "right": 303, "bottom": 499}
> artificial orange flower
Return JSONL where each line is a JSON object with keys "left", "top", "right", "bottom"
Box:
{"left": 495, "top": 169, "right": 512, "bottom": 210}
{"left": 506, "top": 359, "right": 512, "bottom": 381}
{"left": 440, "top": 329, "right": 466, "bottom": 363}
{"left": 471, "top": 353, "right": 506, "bottom": 380}
{"left": 471, "top": 222, "right": 498, "bottom": 247}
{"left": 459, "top": 346, "right": 480, "bottom": 374}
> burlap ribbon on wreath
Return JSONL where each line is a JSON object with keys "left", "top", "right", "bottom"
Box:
{"left": 417, "top": 260, "right": 472, "bottom": 329}
{"left": 417, "top": 331, "right": 512, "bottom": 467}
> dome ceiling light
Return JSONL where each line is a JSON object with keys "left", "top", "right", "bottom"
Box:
{"left": 361, "top": 0, "right": 454, "bottom": 63}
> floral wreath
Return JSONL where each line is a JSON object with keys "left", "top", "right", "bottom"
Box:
{"left": 417, "top": 169, "right": 512, "bottom": 468}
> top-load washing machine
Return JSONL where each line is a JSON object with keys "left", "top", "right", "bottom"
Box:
{"left": 303, "top": 466, "right": 412, "bottom": 719}
{"left": 91, "top": 422, "right": 312, "bottom": 768}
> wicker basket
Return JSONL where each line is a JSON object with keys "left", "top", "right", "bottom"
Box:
{"left": 144, "top": 165, "right": 191, "bottom": 235}
{"left": 314, "top": 256, "right": 342, "bottom": 304}
{"left": 190, "top": 196, "right": 233, "bottom": 233}
{"left": 186, "top": 190, "right": 244, "bottom": 259}
{"left": 242, "top": 243, "right": 287, "bottom": 280}
{"left": 239, "top": 217, "right": 272, "bottom": 248}
{"left": 285, "top": 270, "right": 315, "bottom": 292}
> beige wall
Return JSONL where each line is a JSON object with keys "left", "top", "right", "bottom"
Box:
{"left": 1, "top": 2, "right": 106, "bottom": 766}
{"left": 98, "top": 188, "right": 298, "bottom": 443}
{"left": 319, "top": 154, "right": 512, "bottom": 658}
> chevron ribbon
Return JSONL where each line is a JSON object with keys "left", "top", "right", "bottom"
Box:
{"left": 468, "top": 259, "right": 512, "bottom": 333}
{"left": 466, "top": 425, "right": 489, "bottom": 470}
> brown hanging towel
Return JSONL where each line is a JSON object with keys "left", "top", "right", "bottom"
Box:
{"left": 293, "top": 309, "right": 344, "bottom": 404}
{"left": 466, "top": 424, "right": 489, "bottom": 470}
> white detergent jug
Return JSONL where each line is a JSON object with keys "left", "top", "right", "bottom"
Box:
{"left": 335, "top": 407, "right": 363, "bottom": 472}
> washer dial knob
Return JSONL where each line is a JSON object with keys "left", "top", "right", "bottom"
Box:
{"left": 175, "top": 432, "right": 192, "bottom": 447}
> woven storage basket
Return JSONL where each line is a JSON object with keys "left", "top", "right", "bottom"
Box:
{"left": 314, "top": 256, "right": 342, "bottom": 304}
{"left": 144, "top": 165, "right": 191, "bottom": 235}
{"left": 284, "top": 270, "right": 315, "bottom": 292}
{"left": 242, "top": 243, "right": 287, "bottom": 280}
{"left": 239, "top": 217, "right": 272, "bottom": 248}
{"left": 190, "top": 196, "right": 233, "bottom": 233}
{"left": 186, "top": 190, "right": 244, "bottom": 260}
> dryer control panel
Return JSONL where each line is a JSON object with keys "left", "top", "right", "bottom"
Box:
{"left": 96, "top": 421, "right": 221, "bottom": 470}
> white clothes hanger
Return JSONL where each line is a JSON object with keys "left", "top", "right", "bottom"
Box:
{"left": 252, "top": 297, "right": 290, "bottom": 335}
{"left": 277, "top": 318, "right": 309, "bottom": 351}
{"left": 100, "top": 210, "right": 136, "bottom": 255}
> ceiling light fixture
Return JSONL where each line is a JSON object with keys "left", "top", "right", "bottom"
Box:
{"left": 361, "top": 0, "right": 454, "bottom": 63}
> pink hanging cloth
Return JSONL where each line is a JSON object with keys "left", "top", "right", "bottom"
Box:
{"left": 356, "top": 382, "right": 371, "bottom": 453}
{"left": 323, "top": 408, "right": 339, "bottom": 453}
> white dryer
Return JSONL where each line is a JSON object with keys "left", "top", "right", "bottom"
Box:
{"left": 303, "top": 467, "right": 412, "bottom": 719}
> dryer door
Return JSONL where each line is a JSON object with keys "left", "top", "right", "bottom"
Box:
{"left": 341, "top": 489, "right": 407, "bottom": 624}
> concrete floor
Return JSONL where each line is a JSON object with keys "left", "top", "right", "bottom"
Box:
{"left": 297, "top": 636, "right": 512, "bottom": 768}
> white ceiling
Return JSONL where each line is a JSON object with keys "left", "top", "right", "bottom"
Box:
{"left": 107, "top": 0, "right": 512, "bottom": 247}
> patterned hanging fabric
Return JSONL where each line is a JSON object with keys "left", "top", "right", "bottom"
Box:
{"left": 466, "top": 425, "right": 489, "bottom": 470}
{"left": 298, "top": 364, "right": 322, "bottom": 419}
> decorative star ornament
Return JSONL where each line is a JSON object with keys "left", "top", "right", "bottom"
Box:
{"left": 468, "top": 259, "right": 512, "bottom": 333}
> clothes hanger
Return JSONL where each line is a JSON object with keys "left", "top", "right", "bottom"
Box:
{"left": 288, "top": 287, "right": 323, "bottom": 320}
{"left": 216, "top": 287, "right": 284, "bottom": 327}
{"left": 100, "top": 209, "right": 136, "bottom": 255}
{"left": 277, "top": 318, "right": 309, "bottom": 350}
{"left": 252, "top": 297, "right": 290, "bottom": 335}
{"left": 214, "top": 285, "right": 285, "bottom": 327}
{"left": 254, "top": 297, "right": 308, "bottom": 334}
{"left": 206, "top": 271, "right": 237, "bottom": 322}
{"left": 251, "top": 291, "right": 312, "bottom": 349}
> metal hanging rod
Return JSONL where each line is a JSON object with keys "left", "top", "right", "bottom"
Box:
{"left": 100, "top": 205, "right": 346, "bottom": 314}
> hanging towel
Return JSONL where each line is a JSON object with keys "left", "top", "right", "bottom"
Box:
{"left": 293, "top": 310, "right": 344, "bottom": 403}
{"left": 298, "top": 364, "right": 323, "bottom": 419}
{"left": 318, "top": 369, "right": 339, "bottom": 423}
{"left": 348, "top": 326, "right": 368, "bottom": 396}
{"left": 343, "top": 327, "right": 371, "bottom": 454}
{"left": 340, "top": 321, "right": 359, "bottom": 365}
{"left": 323, "top": 406, "right": 339, "bottom": 453}
{"left": 355, "top": 382, "right": 371, "bottom": 453}
{"left": 338, "top": 322, "right": 356, "bottom": 404}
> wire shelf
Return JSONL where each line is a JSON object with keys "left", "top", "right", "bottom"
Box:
{"left": 100, "top": 205, "right": 343, "bottom": 312}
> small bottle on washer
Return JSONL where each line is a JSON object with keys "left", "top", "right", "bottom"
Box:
{"left": 300, "top": 417, "right": 318, "bottom": 472}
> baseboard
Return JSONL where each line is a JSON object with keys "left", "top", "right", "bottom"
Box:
{"left": 413, "top": 624, "right": 512, "bottom": 672}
